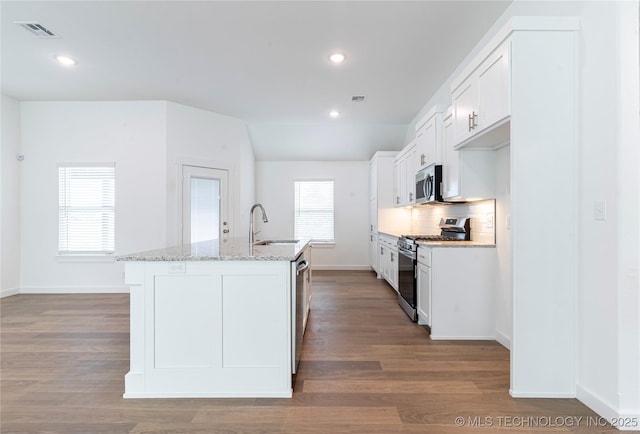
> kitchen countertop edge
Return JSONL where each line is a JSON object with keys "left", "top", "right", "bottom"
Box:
{"left": 116, "top": 239, "right": 311, "bottom": 262}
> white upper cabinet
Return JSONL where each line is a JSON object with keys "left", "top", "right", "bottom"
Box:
{"left": 415, "top": 107, "right": 443, "bottom": 170}
{"left": 441, "top": 107, "right": 459, "bottom": 199}
{"left": 477, "top": 41, "right": 510, "bottom": 130}
{"left": 393, "top": 141, "right": 417, "bottom": 207}
{"left": 451, "top": 40, "right": 510, "bottom": 149}
{"left": 452, "top": 78, "right": 477, "bottom": 145}
{"left": 442, "top": 106, "right": 497, "bottom": 201}
{"left": 369, "top": 152, "right": 397, "bottom": 231}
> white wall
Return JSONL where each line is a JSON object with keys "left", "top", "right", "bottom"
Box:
{"left": 613, "top": 0, "right": 640, "bottom": 419}
{"left": 18, "top": 100, "right": 256, "bottom": 293}
{"left": 576, "top": 0, "right": 640, "bottom": 423}
{"left": 255, "top": 161, "right": 369, "bottom": 270}
{"left": 165, "top": 102, "right": 255, "bottom": 245}
{"left": 1, "top": 95, "right": 22, "bottom": 297}
{"left": 20, "top": 101, "right": 168, "bottom": 292}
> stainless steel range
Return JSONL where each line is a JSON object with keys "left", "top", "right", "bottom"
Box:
{"left": 396, "top": 217, "right": 470, "bottom": 321}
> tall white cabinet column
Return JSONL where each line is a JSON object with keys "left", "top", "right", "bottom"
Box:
{"left": 449, "top": 16, "right": 580, "bottom": 397}
{"left": 507, "top": 18, "right": 580, "bottom": 397}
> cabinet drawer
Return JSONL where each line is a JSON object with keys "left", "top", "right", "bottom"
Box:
{"left": 378, "top": 235, "right": 398, "bottom": 249}
{"left": 417, "top": 247, "right": 431, "bottom": 266}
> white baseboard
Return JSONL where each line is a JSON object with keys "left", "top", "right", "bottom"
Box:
{"left": 430, "top": 335, "right": 496, "bottom": 341}
{"left": 577, "top": 384, "right": 640, "bottom": 431}
{"left": 311, "top": 265, "right": 372, "bottom": 271}
{"left": 495, "top": 329, "right": 511, "bottom": 350}
{"left": 1, "top": 287, "right": 20, "bottom": 298}
{"left": 19, "top": 286, "right": 130, "bottom": 294}
{"left": 509, "top": 389, "right": 575, "bottom": 398}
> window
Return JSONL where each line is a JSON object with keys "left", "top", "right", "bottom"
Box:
{"left": 58, "top": 164, "right": 115, "bottom": 254}
{"left": 294, "top": 180, "right": 334, "bottom": 243}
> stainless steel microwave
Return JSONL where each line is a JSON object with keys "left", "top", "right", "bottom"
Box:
{"left": 415, "top": 164, "right": 443, "bottom": 204}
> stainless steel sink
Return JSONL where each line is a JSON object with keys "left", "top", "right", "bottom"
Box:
{"left": 253, "top": 239, "right": 299, "bottom": 246}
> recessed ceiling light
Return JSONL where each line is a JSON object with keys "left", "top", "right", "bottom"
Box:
{"left": 329, "top": 110, "right": 340, "bottom": 118}
{"left": 55, "top": 55, "right": 76, "bottom": 66}
{"left": 329, "top": 53, "right": 346, "bottom": 63}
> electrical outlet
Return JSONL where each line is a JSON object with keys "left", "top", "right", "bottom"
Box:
{"left": 168, "top": 262, "right": 186, "bottom": 274}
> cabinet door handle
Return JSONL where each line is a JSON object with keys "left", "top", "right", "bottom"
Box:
{"left": 396, "top": 196, "right": 400, "bottom": 204}
{"left": 420, "top": 153, "right": 425, "bottom": 166}
{"left": 380, "top": 247, "right": 384, "bottom": 255}
{"left": 409, "top": 192, "right": 413, "bottom": 201}
{"left": 468, "top": 111, "right": 479, "bottom": 131}
{"left": 390, "top": 253, "right": 394, "bottom": 262}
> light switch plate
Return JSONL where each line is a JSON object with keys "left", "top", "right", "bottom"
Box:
{"left": 594, "top": 201, "right": 607, "bottom": 221}
{"left": 486, "top": 213, "right": 494, "bottom": 229}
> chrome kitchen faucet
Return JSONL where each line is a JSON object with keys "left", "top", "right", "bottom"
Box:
{"left": 249, "top": 203, "right": 269, "bottom": 244}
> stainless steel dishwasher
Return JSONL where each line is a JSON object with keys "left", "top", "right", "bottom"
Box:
{"left": 292, "top": 254, "right": 309, "bottom": 374}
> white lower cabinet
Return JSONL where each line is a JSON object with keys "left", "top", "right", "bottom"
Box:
{"left": 388, "top": 247, "right": 398, "bottom": 290}
{"left": 417, "top": 245, "right": 496, "bottom": 339}
{"left": 369, "top": 232, "right": 378, "bottom": 272}
{"left": 378, "top": 234, "right": 399, "bottom": 291}
{"left": 416, "top": 248, "right": 431, "bottom": 327}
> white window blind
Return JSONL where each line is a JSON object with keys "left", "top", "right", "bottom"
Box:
{"left": 58, "top": 164, "right": 115, "bottom": 254}
{"left": 294, "top": 180, "right": 334, "bottom": 242}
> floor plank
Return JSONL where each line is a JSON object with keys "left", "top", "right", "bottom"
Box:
{"left": 0, "top": 270, "right": 617, "bottom": 433}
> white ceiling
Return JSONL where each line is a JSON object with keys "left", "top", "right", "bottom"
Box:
{"left": 1, "top": 1, "right": 511, "bottom": 160}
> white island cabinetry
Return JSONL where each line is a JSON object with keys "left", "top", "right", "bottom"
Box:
{"left": 119, "top": 239, "right": 311, "bottom": 399}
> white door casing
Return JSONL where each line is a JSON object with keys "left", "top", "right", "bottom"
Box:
{"left": 181, "top": 165, "right": 229, "bottom": 245}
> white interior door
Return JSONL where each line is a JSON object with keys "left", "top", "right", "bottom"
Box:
{"left": 182, "top": 165, "right": 229, "bottom": 245}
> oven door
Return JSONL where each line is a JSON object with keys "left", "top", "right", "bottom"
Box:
{"left": 397, "top": 246, "right": 417, "bottom": 321}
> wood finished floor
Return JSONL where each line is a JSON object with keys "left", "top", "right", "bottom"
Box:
{"left": 1, "top": 270, "right": 618, "bottom": 433}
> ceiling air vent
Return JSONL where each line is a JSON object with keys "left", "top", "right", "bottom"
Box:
{"left": 14, "top": 21, "right": 59, "bottom": 38}
{"left": 351, "top": 96, "right": 366, "bottom": 102}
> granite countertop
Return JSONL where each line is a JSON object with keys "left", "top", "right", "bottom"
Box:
{"left": 117, "top": 238, "right": 310, "bottom": 261}
{"left": 416, "top": 240, "right": 495, "bottom": 248}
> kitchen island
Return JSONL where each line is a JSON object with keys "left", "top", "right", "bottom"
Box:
{"left": 117, "top": 238, "right": 310, "bottom": 398}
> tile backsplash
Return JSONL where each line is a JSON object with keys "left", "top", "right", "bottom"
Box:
{"left": 411, "top": 199, "right": 496, "bottom": 244}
